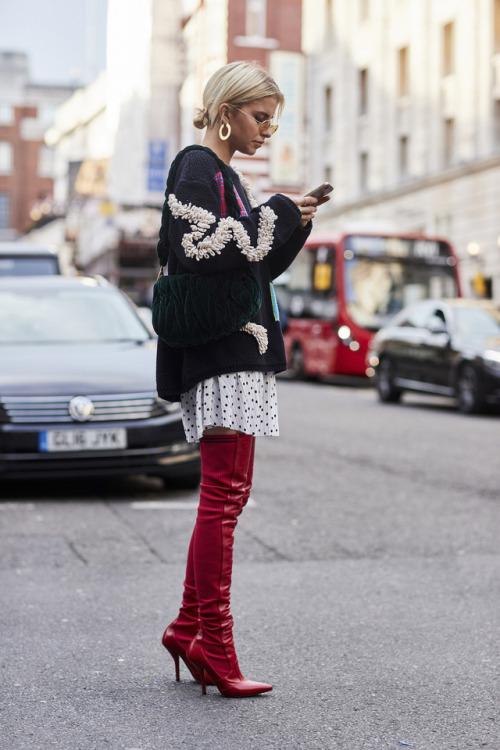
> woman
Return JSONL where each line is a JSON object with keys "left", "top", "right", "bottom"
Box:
{"left": 156, "top": 61, "right": 325, "bottom": 697}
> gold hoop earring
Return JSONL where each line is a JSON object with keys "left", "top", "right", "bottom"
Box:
{"left": 219, "top": 122, "right": 231, "bottom": 141}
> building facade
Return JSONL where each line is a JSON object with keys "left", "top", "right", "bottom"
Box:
{"left": 303, "top": 0, "right": 500, "bottom": 299}
{"left": 180, "top": 0, "right": 305, "bottom": 199}
{"left": 106, "top": 0, "right": 183, "bottom": 209}
{"left": 42, "top": 0, "right": 184, "bottom": 295}
{"left": 44, "top": 71, "right": 116, "bottom": 274}
{"left": 0, "top": 52, "right": 75, "bottom": 238}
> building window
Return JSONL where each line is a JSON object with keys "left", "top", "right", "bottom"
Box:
{"left": 443, "top": 22, "right": 454, "bottom": 76}
{"left": 326, "top": 0, "right": 334, "bottom": 26}
{"left": 0, "top": 142, "right": 13, "bottom": 174}
{"left": 39, "top": 103, "right": 58, "bottom": 127}
{"left": 399, "top": 136, "right": 409, "bottom": 177}
{"left": 444, "top": 118, "right": 455, "bottom": 165}
{"left": 246, "top": 0, "right": 266, "bottom": 38}
{"left": 324, "top": 85, "right": 333, "bottom": 131}
{"left": 38, "top": 145, "right": 54, "bottom": 178}
{"left": 0, "top": 192, "right": 10, "bottom": 229}
{"left": 360, "top": 0, "right": 369, "bottom": 22}
{"left": 398, "top": 46, "right": 409, "bottom": 97}
{"left": 495, "top": 0, "right": 500, "bottom": 53}
{"left": 359, "top": 68, "right": 368, "bottom": 115}
{"left": 360, "top": 152, "right": 369, "bottom": 191}
{"left": 324, "top": 0, "right": 334, "bottom": 43}
{"left": 494, "top": 100, "right": 500, "bottom": 148}
{"left": 0, "top": 103, "right": 13, "bottom": 125}
{"left": 435, "top": 213, "right": 452, "bottom": 237}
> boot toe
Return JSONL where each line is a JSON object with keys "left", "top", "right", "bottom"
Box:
{"left": 219, "top": 679, "right": 273, "bottom": 697}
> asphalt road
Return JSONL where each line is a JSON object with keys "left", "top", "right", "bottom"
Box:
{"left": 1, "top": 381, "right": 499, "bottom": 750}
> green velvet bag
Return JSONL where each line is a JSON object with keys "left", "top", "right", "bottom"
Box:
{"left": 152, "top": 265, "right": 262, "bottom": 348}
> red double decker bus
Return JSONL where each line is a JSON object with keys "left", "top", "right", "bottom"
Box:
{"left": 275, "top": 231, "right": 461, "bottom": 378}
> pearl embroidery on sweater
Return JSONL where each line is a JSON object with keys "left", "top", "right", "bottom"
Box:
{"left": 168, "top": 194, "right": 277, "bottom": 262}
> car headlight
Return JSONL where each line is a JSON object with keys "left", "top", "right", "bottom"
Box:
{"left": 156, "top": 398, "right": 181, "bottom": 414}
{"left": 338, "top": 325, "right": 351, "bottom": 341}
{"left": 483, "top": 350, "right": 500, "bottom": 375}
{"left": 484, "top": 349, "right": 500, "bottom": 364}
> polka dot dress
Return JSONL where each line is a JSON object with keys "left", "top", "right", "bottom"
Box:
{"left": 180, "top": 372, "right": 279, "bottom": 443}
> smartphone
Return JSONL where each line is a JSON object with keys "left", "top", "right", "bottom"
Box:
{"left": 305, "top": 182, "right": 334, "bottom": 200}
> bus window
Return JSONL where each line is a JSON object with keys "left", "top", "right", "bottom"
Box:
{"left": 287, "top": 250, "right": 314, "bottom": 291}
{"left": 344, "top": 256, "right": 458, "bottom": 330}
{"left": 310, "top": 245, "right": 337, "bottom": 318}
{"left": 275, "top": 245, "right": 337, "bottom": 319}
{"left": 273, "top": 251, "right": 314, "bottom": 317}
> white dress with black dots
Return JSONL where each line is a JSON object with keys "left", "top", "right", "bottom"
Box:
{"left": 180, "top": 372, "right": 279, "bottom": 443}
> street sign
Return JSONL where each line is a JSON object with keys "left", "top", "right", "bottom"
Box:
{"left": 147, "top": 141, "right": 168, "bottom": 192}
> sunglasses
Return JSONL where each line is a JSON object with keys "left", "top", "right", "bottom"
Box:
{"left": 232, "top": 107, "right": 279, "bottom": 136}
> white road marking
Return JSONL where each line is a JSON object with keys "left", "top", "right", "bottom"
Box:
{"left": 0, "top": 503, "right": 36, "bottom": 510}
{"left": 130, "top": 497, "right": 256, "bottom": 510}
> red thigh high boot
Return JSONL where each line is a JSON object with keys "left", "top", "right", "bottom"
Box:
{"left": 187, "top": 433, "right": 272, "bottom": 697}
{"left": 162, "top": 437, "right": 255, "bottom": 684}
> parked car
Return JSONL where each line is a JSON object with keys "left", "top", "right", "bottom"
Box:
{"left": 0, "top": 275, "right": 200, "bottom": 485}
{"left": 367, "top": 298, "right": 500, "bottom": 414}
{"left": 0, "top": 243, "right": 61, "bottom": 275}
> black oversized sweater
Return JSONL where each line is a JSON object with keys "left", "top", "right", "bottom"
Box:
{"left": 155, "top": 149, "right": 311, "bottom": 401}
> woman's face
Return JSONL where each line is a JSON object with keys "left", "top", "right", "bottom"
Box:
{"left": 225, "top": 96, "right": 279, "bottom": 156}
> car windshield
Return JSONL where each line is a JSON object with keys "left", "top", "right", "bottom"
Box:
{"left": 453, "top": 306, "right": 500, "bottom": 339}
{"left": 0, "top": 286, "right": 151, "bottom": 344}
{"left": 344, "top": 257, "right": 458, "bottom": 331}
{"left": 0, "top": 257, "right": 59, "bottom": 275}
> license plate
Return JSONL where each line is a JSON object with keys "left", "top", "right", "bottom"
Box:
{"left": 39, "top": 428, "right": 127, "bottom": 452}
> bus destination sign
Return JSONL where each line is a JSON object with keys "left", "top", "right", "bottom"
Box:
{"left": 345, "top": 235, "right": 452, "bottom": 262}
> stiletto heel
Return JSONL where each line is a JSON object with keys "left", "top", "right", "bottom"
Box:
{"left": 168, "top": 648, "right": 180, "bottom": 681}
{"left": 162, "top": 623, "right": 208, "bottom": 684}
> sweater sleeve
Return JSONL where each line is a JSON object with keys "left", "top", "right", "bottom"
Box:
{"left": 166, "top": 151, "right": 303, "bottom": 275}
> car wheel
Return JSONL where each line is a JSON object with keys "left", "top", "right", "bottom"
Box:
{"left": 456, "top": 364, "right": 483, "bottom": 414}
{"left": 377, "top": 357, "right": 402, "bottom": 403}
{"left": 288, "top": 344, "right": 305, "bottom": 379}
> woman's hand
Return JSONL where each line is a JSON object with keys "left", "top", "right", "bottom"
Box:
{"left": 290, "top": 194, "right": 329, "bottom": 228}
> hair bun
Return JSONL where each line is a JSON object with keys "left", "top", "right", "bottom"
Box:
{"left": 193, "top": 107, "right": 209, "bottom": 130}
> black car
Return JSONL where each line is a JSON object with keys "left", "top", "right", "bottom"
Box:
{"left": 0, "top": 275, "right": 200, "bottom": 485}
{"left": 367, "top": 298, "right": 500, "bottom": 414}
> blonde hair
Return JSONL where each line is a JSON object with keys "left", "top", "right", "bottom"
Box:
{"left": 193, "top": 61, "right": 285, "bottom": 130}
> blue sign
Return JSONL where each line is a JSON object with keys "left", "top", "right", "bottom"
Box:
{"left": 148, "top": 141, "right": 168, "bottom": 192}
